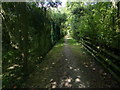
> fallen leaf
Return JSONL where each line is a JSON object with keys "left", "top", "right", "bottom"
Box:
{"left": 92, "top": 68, "right": 96, "bottom": 71}
{"left": 102, "top": 73, "right": 107, "bottom": 76}
{"left": 85, "top": 65, "right": 88, "bottom": 68}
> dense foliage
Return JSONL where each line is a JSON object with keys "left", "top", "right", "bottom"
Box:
{"left": 2, "top": 2, "right": 66, "bottom": 88}
{"left": 66, "top": 2, "right": 120, "bottom": 81}
{"left": 67, "top": 2, "right": 120, "bottom": 54}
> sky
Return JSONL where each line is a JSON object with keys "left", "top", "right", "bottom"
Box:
{"left": 61, "top": 0, "right": 67, "bottom": 7}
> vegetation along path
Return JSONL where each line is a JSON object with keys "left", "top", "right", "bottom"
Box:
{"left": 25, "top": 36, "right": 119, "bottom": 88}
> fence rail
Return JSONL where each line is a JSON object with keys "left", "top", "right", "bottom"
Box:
{"left": 80, "top": 39, "right": 120, "bottom": 82}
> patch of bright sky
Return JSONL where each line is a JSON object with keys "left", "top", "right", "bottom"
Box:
{"left": 60, "top": 0, "right": 67, "bottom": 7}
{"left": 38, "top": 0, "right": 67, "bottom": 8}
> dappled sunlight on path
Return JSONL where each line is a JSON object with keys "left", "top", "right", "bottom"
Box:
{"left": 25, "top": 36, "right": 119, "bottom": 88}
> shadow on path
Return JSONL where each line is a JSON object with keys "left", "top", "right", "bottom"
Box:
{"left": 24, "top": 36, "right": 119, "bottom": 88}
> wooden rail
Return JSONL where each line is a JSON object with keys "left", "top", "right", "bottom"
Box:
{"left": 83, "top": 39, "right": 120, "bottom": 61}
{"left": 80, "top": 39, "right": 120, "bottom": 82}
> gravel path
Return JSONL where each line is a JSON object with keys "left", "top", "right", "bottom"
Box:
{"left": 25, "top": 36, "right": 119, "bottom": 88}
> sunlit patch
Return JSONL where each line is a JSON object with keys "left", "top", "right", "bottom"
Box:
{"left": 65, "top": 35, "right": 72, "bottom": 39}
{"left": 11, "top": 44, "right": 19, "bottom": 49}
{"left": 73, "top": 43, "right": 79, "bottom": 45}
{"left": 64, "top": 82, "right": 72, "bottom": 87}
{"left": 42, "top": 67, "right": 49, "bottom": 70}
{"left": 55, "top": 44, "right": 64, "bottom": 47}
{"left": 75, "top": 78, "right": 81, "bottom": 83}
{"left": 17, "top": 77, "right": 21, "bottom": 80}
{"left": 74, "top": 69, "right": 77, "bottom": 71}
{"left": 92, "top": 68, "right": 96, "bottom": 71}
{"left": 85, "top": 65, "right": 88, "bottom": 68}
{"left": 8, "top": 67, "right": 14, "bottom": 70}
{"left": 65, "top": 59, "right": 68, "bottom": 61}
{"left": 52, "top": 82, "right": 57, "bottom": 84}
{"left": 69, "top": 66, "right": 73, "bottom": 69}
{"left": 78, "top": 84, "right": 85, "bottom": 88}
{"left": 83, "top": 52, "right": 86, "bottom": 54}
{"left": 65, "top": 77, "right": 72, "bottom": 82}
{"left": 59, "top": 75, "right": 86, "bottom": 88}
{"left": 40, "top": 56, "right": 43, "bottom": 59}
{"left": 50, "top": 79, "right": 54, "bottom": 82}
{"left": 10, "top": 74, "right": 14, "bottom": 77}
{"left": 7, "top": 64, "right": 20, "bottom": 70}
{"left": 48, "top": 79, "right": 57, "bottom": 88}
{"left": 102, "top": 73, "right": 107, "bottom": 76}
{"left": 52, "top": 62, "right": 55, "bottom": 65}
{"left": 51, "top": 82, "right": 57, "bottom": 88}
{"left": 52, "top": 85, "right": 56, "bottom": 88}
{"left": 97, "top": 46, "right": 100, "bottom": 49}
{"left": 59, "top": 77, "right": 73, "bottom": 87}
{"left": 74, "top": 68, "right": 79, "bottom": 71}
{"left": 65, "top": 78, "right": 72, "bottom": 82}
{"left": 105, "top": 58, "right": 108, "bottom": 61}
{"left": 83, "top": 62, "right": 86, "bottom": 65}
{"left": 21, "top": 53, "right": 24, "bottom": 57}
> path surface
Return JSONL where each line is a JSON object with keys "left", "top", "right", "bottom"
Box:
{"left": 25, "top": 36, "right": 119, "bottom": 88}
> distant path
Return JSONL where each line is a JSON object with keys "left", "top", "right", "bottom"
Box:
{"left": 24, "top": 36, "right": 119, "bottom": 88}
